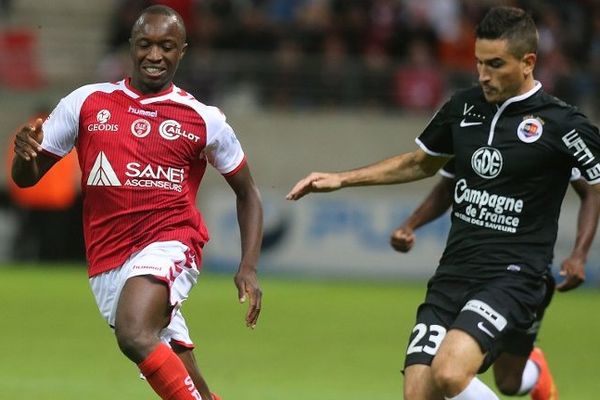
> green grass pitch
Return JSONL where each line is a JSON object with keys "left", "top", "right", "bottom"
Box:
{"left": 1, "top": 265, "right": 598, "bottom": 399}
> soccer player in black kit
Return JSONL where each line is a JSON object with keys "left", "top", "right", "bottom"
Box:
{"left": 287, "top": 6, "right": 600, "bottom": 400}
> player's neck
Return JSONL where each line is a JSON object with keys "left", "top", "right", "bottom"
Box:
{"left": 516, "top": 76, "right": 536, "bottom": 97}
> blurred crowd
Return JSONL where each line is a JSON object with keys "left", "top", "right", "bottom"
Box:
{"left": 95, "top": 0, "right": 600, "bottom": 114}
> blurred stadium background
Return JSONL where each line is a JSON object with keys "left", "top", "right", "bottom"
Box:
{"left": 0, "top": 0, "right": 599, "bottom": 399}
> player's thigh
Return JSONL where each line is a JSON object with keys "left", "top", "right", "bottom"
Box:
{"left": 115, "top": 275, "right": 172, "bottom": 332}
{"left": 404, "top": 274, "right": 473, "bottom": 370}
{"left": 116, "top": 241, "right": 200, "bottom": 333}
{"left": 90, "top": 240, "right": 200, "bottom": 330}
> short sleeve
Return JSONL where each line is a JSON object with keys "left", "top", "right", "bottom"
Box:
{"left": 415, "top": 99, "right": 454, "bottom": 156}
{"left": 570, "top": 167, "right": 582, "bottom": 181}
{"left": 440, "top": 158, "right": 456, "bottom": 179}
{"left": 205, "top": 119, "right": 246, "bottom": 176}
{"left": 42, "top": 91, "right": 82, "bottom": 157}
{"left": 561, "top": 111, "right": 600, "bottom": 185}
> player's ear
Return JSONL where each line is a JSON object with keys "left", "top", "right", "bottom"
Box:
{"left": 522, "top": 52, "right": 536, "bottom": 75}
{"left": 180, "top": 42, "right": 188, "bottom": 60}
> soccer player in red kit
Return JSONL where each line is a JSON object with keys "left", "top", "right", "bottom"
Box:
{"left": 11, "top": 5, "right": 262, "bottom": 400}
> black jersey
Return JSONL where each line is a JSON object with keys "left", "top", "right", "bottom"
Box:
{"left": 417, "top": 83, "right": 600, "bottom": 277}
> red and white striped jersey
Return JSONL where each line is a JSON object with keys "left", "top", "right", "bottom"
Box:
{"left": 41, "top": 78, "right": 246, "bottom": 277}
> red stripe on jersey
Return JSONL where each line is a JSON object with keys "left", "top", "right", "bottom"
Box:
{"left": 223, "top": 156, "right": 247, "bottom": 177}
{"left": 170, "top": 339, "right": 195, "bottom": 349}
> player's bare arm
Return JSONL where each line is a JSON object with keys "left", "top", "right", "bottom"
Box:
{"left": 391, "top": 175, "right": 454, "bottom": 253}
{"left": 11, "top": 118, "right": 58, "bottom": 188}
{"left": 225, "top": 165, "right": 263, "bottom": 328}
{"left": 286, "top": 148, "right": 449, "bottom": 201}
{"left": 557, "top": 179, "right": 600, "bottom": 291}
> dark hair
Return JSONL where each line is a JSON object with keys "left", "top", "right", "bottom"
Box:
{"left": 131, "top": 5, "right": 186, "bottom": 41}
{"left": 476, "top": 6, "right": 537, "bottom": 58}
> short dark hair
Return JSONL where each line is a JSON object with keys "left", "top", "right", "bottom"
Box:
{"left": 476, "top": 6, "right": 537, "bottom": 58}
{"left": 131, "top": 5, "right": 187, "bottom": 41}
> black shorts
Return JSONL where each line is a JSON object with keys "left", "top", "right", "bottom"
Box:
{"left": 403, "top": 271, "right": 552, "bottom": 373}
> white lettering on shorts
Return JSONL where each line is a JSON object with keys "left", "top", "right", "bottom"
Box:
{"left": 406, "top": 323, "right": 447, "bottom": 356}
{"left": 462, "top": 299, "right": 507, "bottom": 332}
{"left": 132, "top": 265, "right": 163, "bottom": 272}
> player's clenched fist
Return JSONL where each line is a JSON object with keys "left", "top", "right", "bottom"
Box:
{"left": 14, "top": 118, "right": 44, "bottom": 161}
{"left": 286, "top": 172, "right": 343, "bottom": 200}
{"left": 390, "top": 226, "right": 416, "bottom": 253}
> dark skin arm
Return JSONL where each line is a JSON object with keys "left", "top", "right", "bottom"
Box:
{"left": 225, "top": 164, "right": 263, "bottom": 328}
{"left": 11, "top": 118, "right": 58, "bottom": 187}
{"left": 390, "top": 176, "right": 454, "bottom": 252}
{"left": 557, "top": 179, "right": 600, "bottom": 291}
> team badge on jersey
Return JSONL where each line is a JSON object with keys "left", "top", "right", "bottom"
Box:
{"left": 97, "top": 109, "right": 111, "bottom": 123}
{"left": 131, "top": 119, "right": 151, "bottom": 138}
{"left": 517, "top": 117, "right": 543, "bottom": 143}
{"left": 471, "top": 147, "right": 503, "bottom": 179}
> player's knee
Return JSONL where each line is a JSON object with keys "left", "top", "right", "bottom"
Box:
{"left": 494, "top": 373, "right": 521, "bottom": 395}
{"left": 114, "top": 325, "right": 157, "bottom": 362}
{"left": 431, "top": 360, "right": 472, "bottom": 396}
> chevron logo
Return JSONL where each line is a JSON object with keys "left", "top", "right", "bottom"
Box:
{"left": 87, "top": 151, "right": 121, "bottom": 186}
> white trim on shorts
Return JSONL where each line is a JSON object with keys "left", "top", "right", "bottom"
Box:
{"left": 89, "top": 240, "right": 199, "bottom": 348}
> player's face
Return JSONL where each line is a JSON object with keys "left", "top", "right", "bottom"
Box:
{"left": 475, "top": 38, "right": 536, "bottom": 104}
{"left": 129, "top": 14, "right": 187, "bottom": 94}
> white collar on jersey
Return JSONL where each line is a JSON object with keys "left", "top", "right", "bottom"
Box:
{"left": 120, "top": 78, "right": 177, "bottom": 103}
{"left": 497, "top": 80, "right": 542, "bottom": 109}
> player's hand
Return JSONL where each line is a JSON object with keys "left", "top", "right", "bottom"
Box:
{"left": 14, "top": 118, "right": 44, "bottom": 161}
{"left": 286, "top": 172, "right": 343, "bottom": 200}
{"left": 556, "top": 255, "right": 586, "bottom": 292}
{"left": 234, "top": 267, "right": 262, "bottom": 328}
{"left": 390, "top": 226, "right": 415, "bottom": 253}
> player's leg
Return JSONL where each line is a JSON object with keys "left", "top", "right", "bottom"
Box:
{"left": 114, "top": 276, "right": 170, "bottom": 362}
{"left": 115, "top": 275, "right": 202, "bottom": 399}
{"left": 403, "top": 301, "right": 450, "bottom": 400}
{"left": 172, "top": 342, "right": 216, "bottom": 400}
{"left": 528, "top": 274, "right": 558, "bottom": 400}
{"left": 492, "top": 348, "right": 557, "bottom": 399}
{"left": 493, "top": 271, "right": 557, "bottom": 399}
{"left": 492, "top": 352, "right": 529, "bottom": 395}
{"left": 403, "top": 364, "right": 442, "bottom": 400}
{"left": 431, "top": 329, "right": 499, "bottom": 399}
{"left": 432, "top": 271, "right": 546, "bottom": 400}
{"left": 403, "top": 277, "right": 472, "bottom": 399}
{"left": 89, "top": 241, "right": 205, "bottom": 399}
{"left": 528, "top": 347, "right": 558, "bottom": 400}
